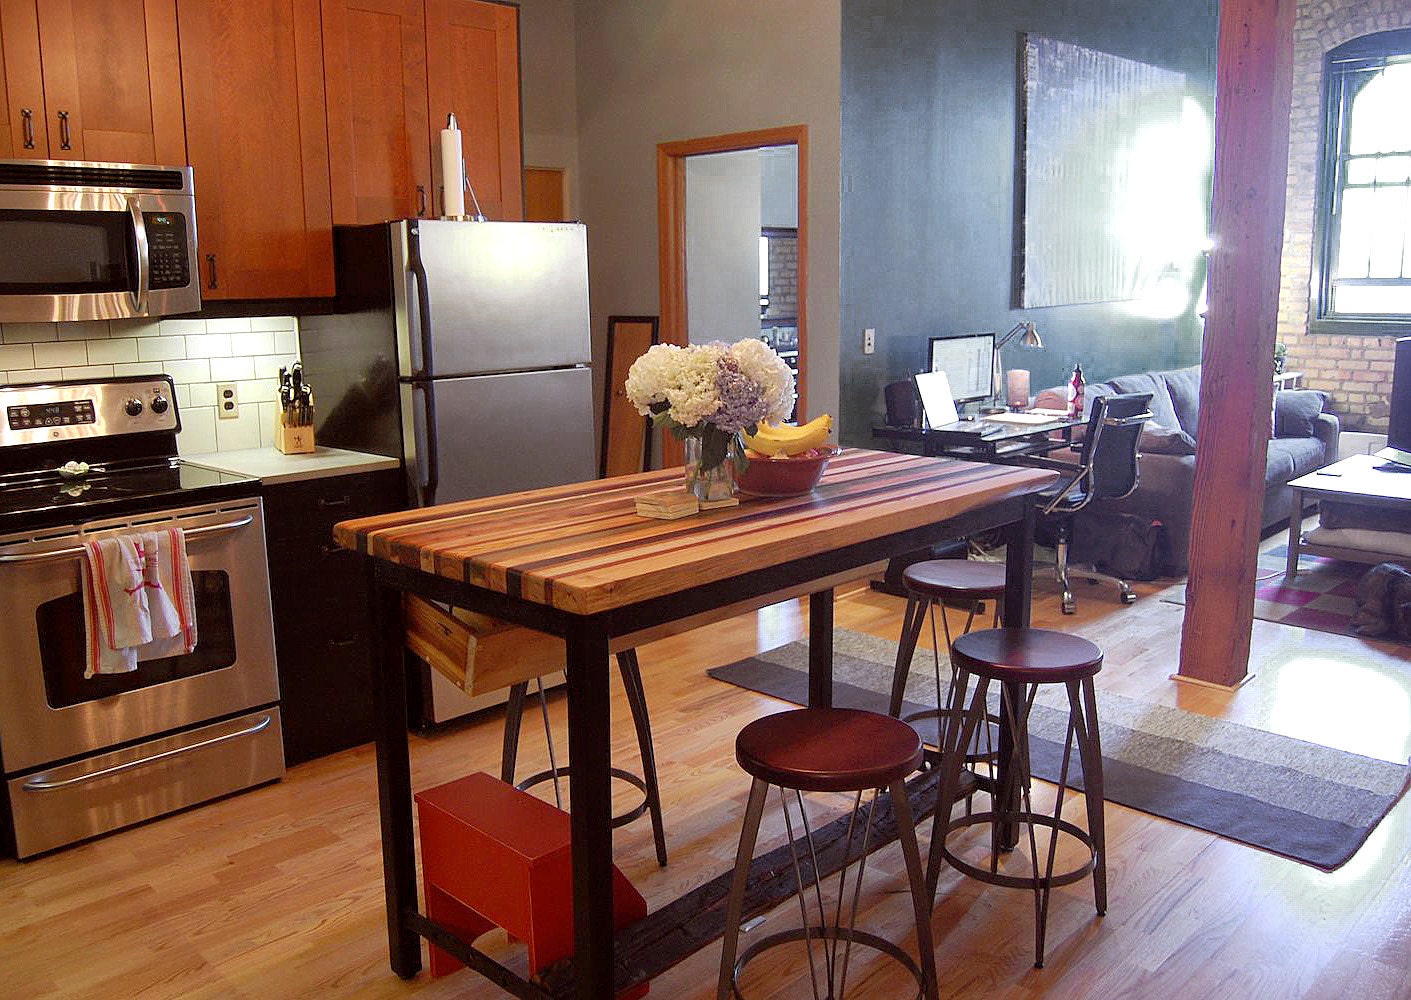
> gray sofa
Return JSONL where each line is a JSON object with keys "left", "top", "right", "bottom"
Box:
{"left": 1073, "top": 365, "right": 1339, "bottom": 577}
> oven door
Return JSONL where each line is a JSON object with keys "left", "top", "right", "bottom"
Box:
{"left": 0, "top": 498, "right": 279, "bottom": 774}
{"left": 0, "top": 180, "right": 199, "bottom": 322}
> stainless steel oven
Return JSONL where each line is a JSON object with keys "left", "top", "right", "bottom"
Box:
{"left": 0, "top": 159, "right": 200, "bottom": 322}
{"left": 0, "top": 496, "right": 283, "bottom": 857}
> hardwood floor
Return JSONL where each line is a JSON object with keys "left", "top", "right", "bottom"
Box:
{"left": 6, "top": 564, "right": 1411, "bottom": 999}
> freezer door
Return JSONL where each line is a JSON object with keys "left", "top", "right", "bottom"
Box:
{"left": 400, "top": 220, "right": 592, "bottom": 377}
{"left": 415, "top": 367, "right": 597, "bottom": 505}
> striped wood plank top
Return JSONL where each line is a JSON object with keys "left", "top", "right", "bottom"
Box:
{"left": 333, "top": 448, "right": 1054, "bottom": 615}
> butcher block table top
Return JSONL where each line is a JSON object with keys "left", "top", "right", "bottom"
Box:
{"left": 333, "top": 448, "right": 1055, "bottom": 617}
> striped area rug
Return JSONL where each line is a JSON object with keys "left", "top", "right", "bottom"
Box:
{"left": 707, "top": 628, "right": 1411, "bottom": 871}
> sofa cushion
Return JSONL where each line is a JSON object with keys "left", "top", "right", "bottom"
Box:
{"left": 1141, "top": 424, "right": 1197, "bottom": 455}
{"left": 1266, "top": 436, "right": 1325, "bottom": 485}
{"left": 1274, "top": 389, "right": 1328, "bottom": 438}
{"left": 1106, "top": 372, "right": 1182, "bottom": 432}
{"left": 1155, "top": 366, "right": 1202, "bottom": 436}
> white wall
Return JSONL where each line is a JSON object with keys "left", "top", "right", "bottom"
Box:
{"left": 685, "top": 149, "right": 762, "bottom": 345}
{"left": 573, "top": 0, "right": 841, "bottom": 425}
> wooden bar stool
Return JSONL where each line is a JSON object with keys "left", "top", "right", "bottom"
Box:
{"left": 930, "top": 627, "right": 1106, "bottom": 968}
{"left": 501, "top": 648, "right": 668, "bottom": 867}
{"left": 889, "top": 559, "right": 1005, "bottom": 782}
{"left": 717, "top": 708, "right": 939, "bottom": 1000}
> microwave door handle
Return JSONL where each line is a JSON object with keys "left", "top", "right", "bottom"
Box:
{"left": 127, "top": 196, "right": 150, "bottom": 315}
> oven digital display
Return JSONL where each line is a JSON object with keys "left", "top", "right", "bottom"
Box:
{"left": 7, "top": 399, "right": 96, "bottom": 430}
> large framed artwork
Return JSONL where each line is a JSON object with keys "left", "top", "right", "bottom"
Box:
{"left": 1019, "top": 34, "right": 1203, "bottom": 309}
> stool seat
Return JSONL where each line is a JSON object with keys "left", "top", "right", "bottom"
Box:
{"left": 902, "top": 558, "right": 1007, "bottom": 601}
{"left": 735, "top": 708, "right": 923, "bottom": 793}
{"left": 951, "top": 627, "right": 1103, "bottom": 684}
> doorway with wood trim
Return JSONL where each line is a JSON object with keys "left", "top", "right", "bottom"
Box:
{"left": 657, "top": 125, "right": 808, "bottom": 465}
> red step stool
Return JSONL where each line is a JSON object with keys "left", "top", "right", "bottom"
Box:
{"left": 414, "top": 771, "right": 649, "bottom": 997}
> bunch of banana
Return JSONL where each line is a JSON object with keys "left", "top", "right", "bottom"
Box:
{"left": 744, "top": 414, "right": 833, "bottom": 457}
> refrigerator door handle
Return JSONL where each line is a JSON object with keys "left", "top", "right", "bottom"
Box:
{"left": 407, "top": 230, "right": 435, "bottom": 379}
{"left": 411, "top": 380, "right": 440, "bottom": 508}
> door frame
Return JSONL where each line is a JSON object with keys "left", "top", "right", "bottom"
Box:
{"left": 656, "top": 125, "right": 808, "bottom": 465}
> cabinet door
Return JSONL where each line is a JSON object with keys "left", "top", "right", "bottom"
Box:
{"left": 323, "top": 0, "right": 432, "bottom": 225}
{"left": 34, "top": 0, "right": 185, "bottom": 164}
{"left": 425, "top": 0, "right": 522, "bottom": 221}
{"left": 0, "top": 0, "right": 47, "bottom": 158}
{"left": 177, "top": 0, "right": 334, "bottom": 300}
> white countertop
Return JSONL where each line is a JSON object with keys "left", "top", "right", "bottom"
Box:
{"left": 184, "top": 446, "right": 400, "bottom": 486}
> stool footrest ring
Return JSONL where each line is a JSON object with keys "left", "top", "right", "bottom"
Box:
{"left": 941, "top": 810, "right": 1097, "bottom": 890}
{"left": 515, "top": 766, "right": 652, "bottom": 828}
{"left": 730, "top": 925, "right": 925, "bottom": 1000}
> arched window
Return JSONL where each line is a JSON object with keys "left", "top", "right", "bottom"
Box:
{"left": 1315, "top": 29, "right": 1411, "bottom": 332}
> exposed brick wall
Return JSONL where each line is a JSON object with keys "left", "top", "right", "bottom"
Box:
{"left": 1279, "top": 0, "right": 1411, "bottom": 431}
{"left": 764, "top": 233, "right": 799, "bottom": 320}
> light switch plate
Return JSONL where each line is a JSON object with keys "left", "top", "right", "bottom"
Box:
{"left": 863, "top": 328, "right": 876, "bottom": 355}
{"left": 217, "top": 383, "right": 238, "bottom": 419}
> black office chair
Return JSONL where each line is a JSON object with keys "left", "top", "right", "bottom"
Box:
{"left": 1034, "top": 392, "right": 1153, "bottom": 614}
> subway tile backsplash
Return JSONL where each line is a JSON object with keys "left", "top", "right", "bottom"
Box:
{"left": 0, "top": 316, "right": 300, "bottom": 456}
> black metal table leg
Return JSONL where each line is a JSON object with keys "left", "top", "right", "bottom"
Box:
{"left": 566, "top": 618, "right": 615, "bottom": 999}
{"left": 997, "top": 501, "right": 1036, "bottom": 849}
{"left": 369, "top": 568, "right": 421, "bottom": 978}
{"left": 808, "top": 588, "right": 835, "bottom": 708}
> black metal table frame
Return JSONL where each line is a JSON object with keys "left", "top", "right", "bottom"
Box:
{"left": 363, "top": 493, "right": 1038, "bottom": 999}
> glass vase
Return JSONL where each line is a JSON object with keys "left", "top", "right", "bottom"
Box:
{"left": 683, "top": 430, "right": 739, "bottom": 503}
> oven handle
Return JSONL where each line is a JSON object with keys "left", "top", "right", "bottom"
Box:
{"left": 21, "top": 715, "right": 273, "bottom": 792}
{"left": 0, "top": 513, "right": 254, "bottom": 565}
{"left": 128, "top": 195, "right": 150, "bottom": 316}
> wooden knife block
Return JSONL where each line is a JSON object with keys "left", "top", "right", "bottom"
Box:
{"left": 276, "top": 423, "right": 315, "bottom": 454}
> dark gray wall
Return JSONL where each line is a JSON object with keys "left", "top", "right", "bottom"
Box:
{"left": 840, "top": 0, "right": 1218, "bottom": 443}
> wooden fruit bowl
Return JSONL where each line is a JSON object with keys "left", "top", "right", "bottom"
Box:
{"left": 738, "top": 447, "right": 839, "bottom": 497}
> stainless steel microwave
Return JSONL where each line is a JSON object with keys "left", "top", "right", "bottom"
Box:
{"left": 0, "top": 159, "right": 200, "bottom": 323}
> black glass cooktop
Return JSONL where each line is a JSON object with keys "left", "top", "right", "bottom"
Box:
{"left": 0, "top": 460, "right": 259, "bottom": 535}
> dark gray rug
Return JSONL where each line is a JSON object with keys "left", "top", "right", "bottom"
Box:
{"left": 707, "top": 629, "right": 1411, "bottom": 871}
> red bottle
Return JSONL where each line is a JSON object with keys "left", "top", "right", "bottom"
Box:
{"left": 1068, "top": 363, "right": 1085, "bottom": 420}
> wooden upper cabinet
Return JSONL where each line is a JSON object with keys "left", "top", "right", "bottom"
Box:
{"left": 177, "top": 0, "right": 334, "bottom": 299}
{"left": 0, "top": 0, "right": 46, "bottom": 158}
{"left": 323, "top": 0, "right": 432, "bottom": 225}
{"left": 425, "top": 0, "right": 522, "bottom": 221}
{"left": 34, "top": 0, "right": 185, "bottom": 164}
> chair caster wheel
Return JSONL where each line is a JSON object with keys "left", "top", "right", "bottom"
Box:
{"left": 1061, "top": 601, "right": 1076, "bottom": 615}
{"left": 1120, "top": 592, "right": 1137, "bottom": 605}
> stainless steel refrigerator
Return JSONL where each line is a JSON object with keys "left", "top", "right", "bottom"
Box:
{"left": 300, "top": 219, "right": 597, "bottom": 723}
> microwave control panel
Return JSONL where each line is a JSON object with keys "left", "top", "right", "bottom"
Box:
{"left": 144, "top": 213, "right": 191, "bottom": 290}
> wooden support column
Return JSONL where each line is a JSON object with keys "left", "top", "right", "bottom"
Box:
{"left": 1178, "top": 0, "right": 1296, "bottom": 687}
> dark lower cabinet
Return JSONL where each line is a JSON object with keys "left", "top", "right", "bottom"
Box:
{"left": 264, "top": 468, "right": 404, "bottom": 766}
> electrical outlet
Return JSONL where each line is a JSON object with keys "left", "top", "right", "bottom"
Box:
{"left": 217, "top": 383, "right": 238, "bottom": 420}
{"left": 863, "top": 328, "right": 876, "bottom": 355}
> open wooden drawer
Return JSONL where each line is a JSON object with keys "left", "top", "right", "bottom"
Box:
{"left": 403, "top": 596, "right": 566, "bottom": 696}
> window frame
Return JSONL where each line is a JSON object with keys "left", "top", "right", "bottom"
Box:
{"left": 1311, "top": 29, "right": 1411, "bottom": 336}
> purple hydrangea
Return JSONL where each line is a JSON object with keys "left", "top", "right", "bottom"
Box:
{"left": 711, "top": 356, "right": 769, "bottom": 433}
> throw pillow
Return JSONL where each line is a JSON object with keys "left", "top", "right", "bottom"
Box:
{"left": 1140, "top": 423, "right": 1197, "bottom": 455}
{"left": 1273, "top": 389, "right": 1327, "bottom": 438}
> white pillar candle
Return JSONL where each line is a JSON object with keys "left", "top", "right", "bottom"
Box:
{"left": 440, "top": 113, "right": 466, "bottom": 219}
{"left": 1006, "top": 369, "right": 1031, "bottom": 408}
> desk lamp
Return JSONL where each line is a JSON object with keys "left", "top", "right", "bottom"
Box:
{"left": 993, "top": 321, "right": 1044, "bottom": 409}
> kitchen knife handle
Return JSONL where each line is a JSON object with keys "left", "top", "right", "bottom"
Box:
{"left": 416, "top": 184, "right": 427, "bottom": 217}
{"left": 20, "top": 107, "right": 34, "bottom": 149}
{"left": 57, "top": 109, "right": 71, "bottom": 150}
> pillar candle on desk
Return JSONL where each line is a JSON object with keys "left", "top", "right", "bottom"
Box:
{"left": 440, "top": 114, "right": 466, "bottom": 219}
{"left": 1006, "top": 369, "right": 1031, "bottom": 409}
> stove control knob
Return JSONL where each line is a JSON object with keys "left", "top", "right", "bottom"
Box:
{"left": 124, "top": 398, "right": 144, "bottom": 417}
{"left": 150, "top": 395, "right": 170, "bottom": 415}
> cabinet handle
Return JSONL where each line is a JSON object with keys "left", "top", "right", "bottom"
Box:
{"left": 205, "top": 253, "right": 218, "bottom": 289}
{"left": 317, "top": 495, "right": 351, "bottom": 509}
{"left": 416, "top": 184, "right": 427, "bottom": 217}
{"left": 57, "top": 109, "right": 71, "bottom": 150}
{"left": 20, "top": 107, "right": 34, "bottom": 149}
{"left": 319, "top": 543, "right": 353, "bottom": 557}
{"left": 327, "top": 637, "right": 359, "bottom": 649}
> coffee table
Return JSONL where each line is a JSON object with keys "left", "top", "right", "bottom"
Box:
{"left": 1285, "top": 453, "right": 1411, "bottom": 579}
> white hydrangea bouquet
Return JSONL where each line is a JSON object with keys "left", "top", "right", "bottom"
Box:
{"left": 625, "top": 339, "right": 796, "bottom": 497}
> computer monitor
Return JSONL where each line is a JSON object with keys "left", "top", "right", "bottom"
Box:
{"left": 927, "top": 333, "right": 995, "bottom": 405}
{"left": 1377, "top": 337, "right": 1411, "bottom": 469}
